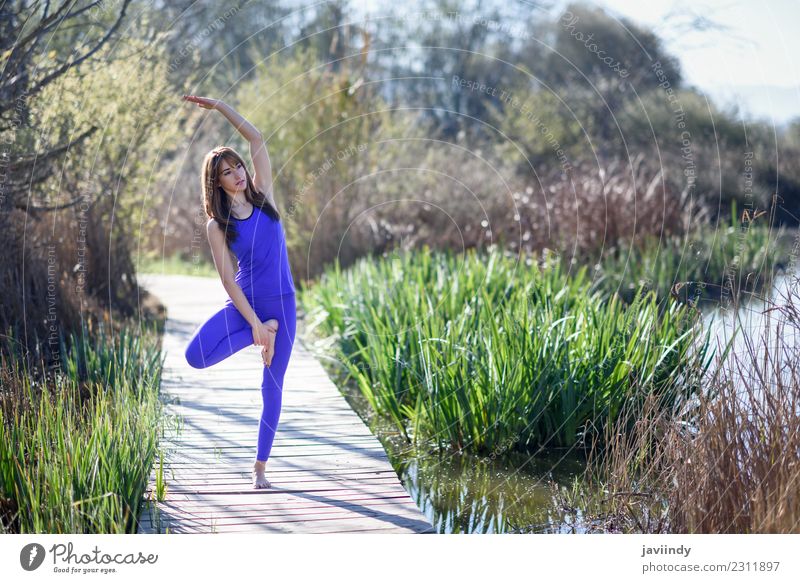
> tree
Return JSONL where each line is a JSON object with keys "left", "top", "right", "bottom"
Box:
{"left": 0, "top": 0, "right": 132, "bottom": 214}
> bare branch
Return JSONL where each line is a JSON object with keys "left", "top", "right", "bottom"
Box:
{"left": 3, "top": 125, "right": 99, "bottom": 208}
{"left": 19, "top": 195, "right": 88, "bottom": 213}
{"left": 5, "top": 0, "right": 132, "bottom": 102}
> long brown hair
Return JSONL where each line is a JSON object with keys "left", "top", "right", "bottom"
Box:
{"left": 201, "top": 146, "right": 280, "bottom": 250}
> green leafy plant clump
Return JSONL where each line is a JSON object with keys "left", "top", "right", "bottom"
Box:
{"left": 0, "top": 321, "right": 165, "bottom": 534}
{"left": 300, "top": 246, "right": 716, "bottom": 456}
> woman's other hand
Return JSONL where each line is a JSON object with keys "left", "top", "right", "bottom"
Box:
{"left": 253, "top": 319, "right": 279, "bottom": 367}
{"left": 261, "top": 337, "right": 276, "bottom": 367}
{"left": 258, "top": 319, "right": 279, "bottom": 367}
{"left": 182, "top": 94, "right": 223, "bottom": 110}
{"left": 252, "top": 319, "right": 279, "bottom": 347}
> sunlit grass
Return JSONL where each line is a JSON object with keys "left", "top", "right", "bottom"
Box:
{"left": 300, "top": 245, "right": 717, "bottom": 455}
{"left": 0, "top": 321, "right": 165, "bottom": 533}
{"left": 556, "top": 275, "right": 800, "bottom": 533}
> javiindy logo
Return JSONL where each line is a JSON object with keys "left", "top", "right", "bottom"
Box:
{"left": 20, "top": 543, "right": 46, "bottom": 571}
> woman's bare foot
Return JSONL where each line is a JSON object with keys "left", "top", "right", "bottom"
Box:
{"left": 253, "top": 459, "right": 271, "bottom": 489}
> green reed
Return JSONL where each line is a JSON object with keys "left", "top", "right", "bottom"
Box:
{"left": 0, "top": 320, "right": 165, "bottom": 533}
{"left": 300, "top": 246, "right": 716, "bottom": 455}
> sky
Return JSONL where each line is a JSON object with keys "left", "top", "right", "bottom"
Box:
{"left": 350, "top": 0, "right": 800, "bottom": 126}
{"left": 586, "top": 0, "right": 800, "bottom": 125}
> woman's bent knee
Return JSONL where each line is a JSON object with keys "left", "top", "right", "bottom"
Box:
{"left": 185, "top": 342, "right": 207, "bottom": 369}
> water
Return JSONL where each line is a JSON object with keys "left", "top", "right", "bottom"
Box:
{"left": 700, "top": 273, "right": 800, "bottom": 392}
{"left": 383, "top": 428, "right": 588, "bottom": 533}
{"left": 323, "top": 366, "right": 590, "bottom": 533}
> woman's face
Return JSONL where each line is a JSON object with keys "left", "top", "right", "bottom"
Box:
{"left": 216, "top": 157, "right": 247, "bottom": 195}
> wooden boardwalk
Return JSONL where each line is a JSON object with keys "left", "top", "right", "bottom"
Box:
{"left": 136, "top": 274, "right": 433, "bottom": 534}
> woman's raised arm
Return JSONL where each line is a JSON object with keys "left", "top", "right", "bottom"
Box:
{"left": 182, "top": 94, "right": 276, "bottom": 209}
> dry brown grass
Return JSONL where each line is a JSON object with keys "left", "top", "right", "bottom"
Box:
{"left": 559, "top": 275, "right": 800, "bottom": 533}
{"left": 506, "top": 153, "right": 707, "bottom": 259}
{"left": 153, "top": 116, "right": 708, "bottom": 283}
{"left": 0, "top": 196, "right": 155, "bottom": 369}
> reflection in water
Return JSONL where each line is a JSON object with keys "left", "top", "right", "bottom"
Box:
{"left": 389, "top": 443, "right": 588, "bottom": 533}
{"left": 335, "top": 376, "right": 589, "bottom": 533}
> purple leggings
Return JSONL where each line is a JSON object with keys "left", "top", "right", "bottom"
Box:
{"left": 184, "top": 293, "right": 297, "bottom": 462}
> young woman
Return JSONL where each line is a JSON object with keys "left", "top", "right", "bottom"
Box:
{"left": 181, "top": 94, "right": 296, "bottom": 490}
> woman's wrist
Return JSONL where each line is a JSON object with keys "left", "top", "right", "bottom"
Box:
{"left": 250, "top": 320, "right": 277, "bottom": 333}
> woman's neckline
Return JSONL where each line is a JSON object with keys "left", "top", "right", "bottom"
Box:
{"left": 231, "top": 203, "right": 254, "bottom": 221}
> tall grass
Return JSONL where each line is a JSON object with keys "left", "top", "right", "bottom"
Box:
{"left": 0, "top": 320, "right": 165, "bottom": 533}
{"left": 555, "top": 277, "right": 800, "bottom": 533}
{"left": 300, "top": 245, "right": 716, "bottom": 455}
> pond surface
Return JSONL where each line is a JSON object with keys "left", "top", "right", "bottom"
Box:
{"left": 317, "top": 361, "right": 591, "bottom": 533}
{"left": 700, "top": 273, "right": 800, "bottom": 391}
{"left": 377, "top": 417, "right": 588, "bottom": 533}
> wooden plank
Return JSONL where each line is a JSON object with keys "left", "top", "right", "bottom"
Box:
{"left": 139, "top": 508, "right": 431, "bottom": 530}
{"left": 159, "top": 438, "right": 381, "bottom": 449}
{"left": 138, "top": 510, "right": 435, "bottom": 534}
{"left": 137, "top": 505, "right": 427, "bottom": 529}
{"left": 136, "top": 493, "right": 432, "bottom": 534}
{"left": 137, "top": 274, "right": 432, "bottom": 534}
{"left": 155, "top": 476, "right": 405, "bottom": 494}
{"left": 149, "top": 463, "right": 398, "bottom": 472}
{"left": 148, "top": 458, "right": 396, "bottom": 472}
{"left": 139, "top": 500, "right": 421, "bottom": 522}
{"left": 148, "top": 469, "right": 401, "bottom": 484}
{"left": 160, "top": 450, "right": 392, "bottom": 463}
{"left": 144, "top": 491, "right": 416, "bottom": 509}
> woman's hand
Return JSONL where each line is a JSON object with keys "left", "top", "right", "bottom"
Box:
{"left": 261, "top": 337, "right": 276, "bottom": 367}
{"left": 252, "top": 319, "right": 278, "bottom": 346}
{"left": 253, "top": 319, "right": 279, "bottom": 366}
{"left": 182, "top": 94, "right": 223, "bottom": 110}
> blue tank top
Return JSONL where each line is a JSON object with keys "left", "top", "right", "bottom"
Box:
{"left": 227, "top": 204, "right": 296, "bottom": 300}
